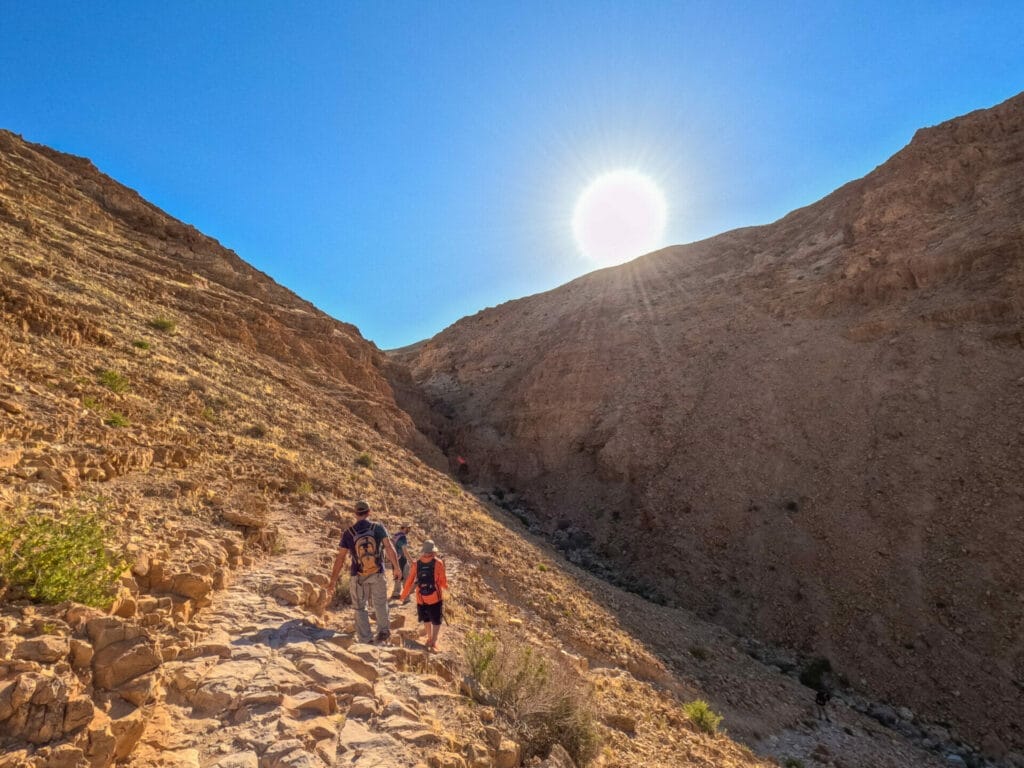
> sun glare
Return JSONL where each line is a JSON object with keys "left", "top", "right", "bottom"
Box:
{"left": 572, "top": 169, "right": 667, "bottom": 267}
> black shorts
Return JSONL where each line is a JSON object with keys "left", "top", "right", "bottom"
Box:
{"left": 416, "top": 601, "right": 444, "bottom": 626}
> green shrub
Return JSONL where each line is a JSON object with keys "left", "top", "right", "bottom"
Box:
{"left": 148, "top": 316, "right": 176, "bottom": 333}
{"left": 689, "top": 645, "right": 709, "bottom": 661}
{"left": 132, "top": 339, "right": 150, "bottom": 350}
{"left": 294, "top": 480, "right": 314, "bottom": 496}
{"left": 82, "top": 396, "right": 100, "bottom": 411}
{"left": 0, "top": 507, "right": 127, "bottom": 608}
{"left": 784, "top": 759, "right": 805, "bottom": 768}
{"left": 463, "top": 631, "right": 601, "bottom": 765}
{"left": 105, "top": 412, "right": 130, "bottom": 428}
{"left": 683, "top": 699, "right": 723, "bottom": 735}
{"left": 355, "top": 453, "right": 374, "bottom": 469}
{"left": 97, "top": 369, "right": 129, "bottom": 393}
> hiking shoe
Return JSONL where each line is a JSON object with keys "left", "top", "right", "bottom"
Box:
{"left": 374, "top": 631, "right": 391, "bottom": 644}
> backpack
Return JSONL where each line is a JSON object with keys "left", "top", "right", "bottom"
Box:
{"left": 416, "top": 558, "right": 438, "bottom": 597}
{"left": 348, "top": 522, "right": 382, "bottom": 575}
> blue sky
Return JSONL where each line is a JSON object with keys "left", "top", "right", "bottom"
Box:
{"left": 2, "top": 2, "right": 1022, "bottom": 348}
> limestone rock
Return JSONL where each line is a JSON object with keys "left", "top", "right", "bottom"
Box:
{"left": 13, "top": 636, "right": 69, "bottom": 664}
{"left": 92, "top": 636, "right": 161, "bottom": 690}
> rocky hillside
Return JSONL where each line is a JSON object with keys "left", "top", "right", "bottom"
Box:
{"left": 397, "top": 93, "right": 1024, "bottom": 762}
{"left": 0, "top": 129, "right": 959, "bottom": 768}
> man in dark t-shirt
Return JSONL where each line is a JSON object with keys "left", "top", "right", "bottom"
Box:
{"left": 327, "top": 500, "right": 402, "bottom": 643}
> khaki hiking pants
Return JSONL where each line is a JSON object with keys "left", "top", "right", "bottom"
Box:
{"left": 350, "top": 571, "right": 389, "bottom": 643}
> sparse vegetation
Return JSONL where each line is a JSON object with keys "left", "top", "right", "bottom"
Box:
{"left": 301, "top": 430, "right": 323, "bottom": 447}
{"left": 97, "top": 369, "right": 129, "bottom": 393}
{"left": 463, "top": 630, "right": 601, "bottom": 765}
{"left": 355, "top": 452, "right": 374, "bottom": 469}
{"left": 200, "top": 406, "right": 216, "bottom": 422}
{"left": 294, "top": 480, "right": 314, "bottom": 496}
{"left": 148, "top": 316, "right": 177, "bottom": 333}
{"left": 246, "top": 423, "right": 267, "bottom": 439}
{"left": 689, "top": 645, "right": 709, "bottom": 661}
{"left": 82, "top": 395, "right": 100, "bottom": 410}
{"left": 132, "top": 339, "right": 150, "bottom": 350}
{"left": 105, "top": 411, "right": 130, "bottom": 427}
{"left": 784, "top": 759, "right": 805, "bottom": 768}
{"left": 683, "top": 699, "right": 723, "bottom": 735}
{"left": 0, "top": 506, "right": 127, "bottom": 608}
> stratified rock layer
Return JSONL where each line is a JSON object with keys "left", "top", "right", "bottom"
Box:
{"left": 399, "top": 93, "right": 1024, "bottom": 753}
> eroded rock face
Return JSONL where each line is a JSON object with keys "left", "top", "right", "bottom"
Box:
{"left": 398, "top": 92, "right": 1024, "bottom": 752}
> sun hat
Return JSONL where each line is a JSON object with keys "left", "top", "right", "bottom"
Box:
{"left": 420, "top": 540, "right": 436, "bottom": 555}
{"left": 354, "top": 500, "right": 370, "bottom": 515}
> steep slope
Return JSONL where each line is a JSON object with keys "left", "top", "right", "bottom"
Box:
{"left": 397, "top": 92, "right": 1024, "bottom": 760}
{"left": 0, "top": 129, "right": 949, "bottom": 768}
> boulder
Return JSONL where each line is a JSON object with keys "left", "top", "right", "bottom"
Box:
{"left": 170, "top": 573, "right": 213, "bottom": 600}
{"left": 495, "top": 740, "right": 522, "bottom": 768}
{"left": 212, "top": 754, "right": 259, "bottom": 768}
{"left": 92, "top": 637, "right": 161, "bottom": 690}
{"left": 222, "top": 508, "right": 267, "bottom": 529}
{"left": 13, "top": 635, "right": 68, "bottom": 664}
{"left": 540, "top": 744, "right": 577, "bottom": 768}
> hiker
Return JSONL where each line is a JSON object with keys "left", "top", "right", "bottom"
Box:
{"left": 399, "top": 539, "right": 448, "bottom": 651}
{"left": 391, "top": 523, "right": 411, "bottom": 599}
{"left": 814, "top": 688, "right": 832, "bottom": 722}
{"left": 327, "top": 500, "right": 403, "bottom": 644}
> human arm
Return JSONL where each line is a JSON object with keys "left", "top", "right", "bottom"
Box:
{"left": 327, "top": 548, "right": 349, "bottom": 593}
{"left": 383, "top": 537, "right": 402, "bottom": 579}
{"left": 399, "top": 563, "right": 417, "bottom": 602}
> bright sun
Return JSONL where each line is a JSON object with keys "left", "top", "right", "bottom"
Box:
{"left": 572, "top": 169, "right": 667, "bottom": 267}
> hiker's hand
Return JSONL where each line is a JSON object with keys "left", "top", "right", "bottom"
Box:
{"left": 393, "top": 568, "right": 401, "bottom": 580}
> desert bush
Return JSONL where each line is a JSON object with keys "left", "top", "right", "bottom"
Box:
{"left": 0, "top": 507, "right": 127, "bottom": 608}
{"left": 784, "top": 759, "right": 805, "bottom": 768}
{"left": 82, "top": 396, "right": 100, "bottom": 410}
{"left": 355, "top": 453, "right": 374, "bottom": 469}
{"left": 148, "top": 316, "right": 176, "bottom": 333}
{"left": 132, "top": 339, "right": 150, "bottom": 350}
{"left": 246, "top": 424, "right": 267, "bottom": 439}
{"left": 294, "top": 480, "right": 314, "bottom": 496}
{"left": 97, "top": 369, "right": 129, "bottom": 393}
{"left": 105, "top": 412, "right": 130, "bottom": 427}
{"left": 689, "top": 645, "right": 709, "bottom": 661}
{"left": 463, "top": 630, "right": 601, "bottom": 765}
{"left": 683, "top": 699, "right": 723, "bottom": 735}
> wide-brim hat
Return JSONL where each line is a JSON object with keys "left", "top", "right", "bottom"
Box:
{"left": 354, "top": 500, "right": 370, "bottom": 515}
{"left": 421, "top": 540, "right": 437, "bottom": 555}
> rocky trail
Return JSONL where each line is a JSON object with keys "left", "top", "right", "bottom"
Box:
{"left": 128, "top": 508, "right": 481, "bottom": 768}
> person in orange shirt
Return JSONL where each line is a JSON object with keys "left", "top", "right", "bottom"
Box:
{"left": 399, "top": 539, "right": 448, "bottom": 651}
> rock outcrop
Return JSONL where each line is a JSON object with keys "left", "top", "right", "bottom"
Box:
{"left": 397, "top": 92, "right": 1024, "bottom": 757}
{"left": 0, "top": 121, "right": 990, "bottom": 768}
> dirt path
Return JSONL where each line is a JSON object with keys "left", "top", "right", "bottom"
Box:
{"left": 128, "top": 508, "right": 463, "bottom": 768}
